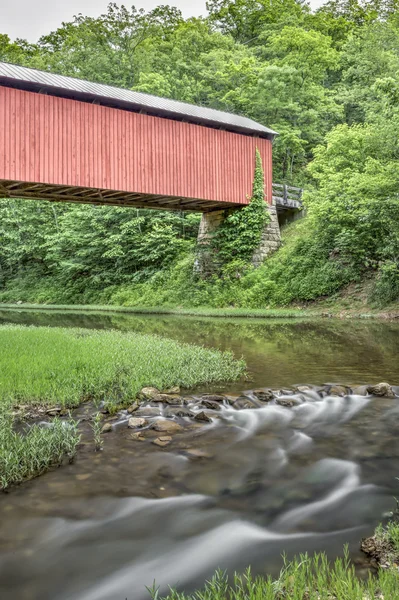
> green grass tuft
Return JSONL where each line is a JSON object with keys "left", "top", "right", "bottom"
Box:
{"left": 0, "top": 411, "right": 80, "bottom": 490}
{"left": 151, "top": 549, "right": 399, "bottom": 599}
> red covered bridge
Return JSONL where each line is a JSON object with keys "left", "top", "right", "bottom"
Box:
{"left": 0, "top": 62, "right": 277, "bottom": 213}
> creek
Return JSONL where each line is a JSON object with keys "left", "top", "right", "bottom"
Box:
{"left": 0, "top": 310, "right": 398, "bottom": 600}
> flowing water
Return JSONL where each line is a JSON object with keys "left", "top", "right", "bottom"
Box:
{"left": 0, "top": 310, "right": 399, "bottom": 600}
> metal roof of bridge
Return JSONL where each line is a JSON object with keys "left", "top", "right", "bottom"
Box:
{"left": 0, "top": 61, "right": 277, "bottom": 139}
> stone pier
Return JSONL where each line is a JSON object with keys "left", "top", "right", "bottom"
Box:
{"left": 195, "top": 203, "right": 281, "bottom": 275}
{"left": 252, "top": 200, "right": 281, "bottom": 267}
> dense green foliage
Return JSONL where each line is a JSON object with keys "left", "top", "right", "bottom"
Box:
{"left": 152, "top": 549, "right": 399, "bottom": 599}
{"left": 0, "top": 326, "right": 245, "bottom": 411}
{"left": 212, "top": 149, "right": 269, "bottom": 264}
{"left": 0, "top": 0, "right": 399, "bottom": 307}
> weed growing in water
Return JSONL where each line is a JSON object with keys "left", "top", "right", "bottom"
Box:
{"left": 91, "top": 412, "right": 103, "bottom": 451}
{"left": 0, "top": 411, "right": 80, "bottom": 490}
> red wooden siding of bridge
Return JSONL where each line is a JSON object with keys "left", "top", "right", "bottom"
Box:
{"left": 0, "top": 86, "right": 272, "bottom": 211}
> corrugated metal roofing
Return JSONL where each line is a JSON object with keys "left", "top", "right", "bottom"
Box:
{"left": 0, "top": 61, "right": 277, "bottom": 139}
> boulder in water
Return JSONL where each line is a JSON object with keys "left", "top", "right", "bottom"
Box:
{"left": 158, "top": 394, "right": 184, "bottom": 405}
{"left": 153, "top": 419, "right": 184, "bottom": 433}
{"left": 367, "top": 383, "right": 395, "bottom": 398}
{"left": 200, "top": 394, "right": 228, "bottom": 403}
{"left": 327, "top": 385, "right": 351, "bottom": 397}
{"left": 138, "top": 387, "right": 162, "bottom": 401}
{"left": 101, "top": 423, "right": 113, "bottom": 433}
{"left": 233, "top": 396, "right": 259, "bottom": 409}
{"left": 201, "top": 399, "right": 221, "bottom": 411}
{"left": 351, "top": 385, "right": 368, "bottom": 396}
{"left": 253, "top": 389, "right": 274, "bottom": 402}
{"left": 128, "top": 417, "right": 148, "bottom": 429}
{"left": 275, "top": 397, "right": 301, "bottom": 408}
{"left": 194, "top": 411, "right": 213, "bottom": 423}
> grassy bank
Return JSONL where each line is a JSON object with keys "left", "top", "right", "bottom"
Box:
{"left": 1, "top": 301, "right": 399, "bottom": 320}
{"left": 0, "top": 325, "right": 245, "bottom": 489}
{"left": 154, "top": 535, "right": 399, "bottom": 599}
{"left": 0, "top": 303, "right": 316, "bottom": 319}
{"left": 0, "top": 325, "right": 245, "bottom": 411}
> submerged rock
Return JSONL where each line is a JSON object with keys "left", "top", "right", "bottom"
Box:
{"left": 128, "top": 417, "right": 148, "bottom": 429}
{"left": 153, "top": 436, "right": 172, "bottom": 448}
{"left": 101, "top": 423, "right": 113, "bottom": 434}
{"left": 367, "top": 383, "right": 396, "bottom": 398}
{"left": 127, "top": 402, "right": 139, "bottom": 414}
{"left": 186, "top": 449, "right": 212, "bottom": 459}
{"left": 131, "top": 432, "right": 145, "bottom": 441}
{"left": 253, "top": 389, "right": 274, "bottom": 402}
{"left": 153, "top": 420, "right": 183, "bottom": 433}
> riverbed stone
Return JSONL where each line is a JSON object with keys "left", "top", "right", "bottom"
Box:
{"left": 138, "top": 387, "right": 162, "bottom": 401}
{"left": 200, "top": 399, "right": 221, "bottom": 411}
{"left": 128, "top": 417, "right": 148, "bottom": 429}
{"left": 233, "top": 396, "right": 259, "bottom": 409}
{"left": 153, "top": 436, "right": 172, "bottom": 447}
{"left": 127, "top": 402, "right": 139, "bottom": 413}
{"left": 352, "top": 385, "right": 369, "bottom": 396}
{"left": 327, "top": 385, "right": 351, "bottom": 397}
{"left": 186, "top": 449, "right": 212, "bottom": 459}
{"left": 162, "top": 386, "right": 180, "bottom": 394}
{"left": 166, "top": 407, "right": 194, "bottom": 418}
{"left": 101, "top": 423, "right": 113, "bottom": 433}
{"left": 131, "top": 432, "right": 145, "bottom": 441}
{"left": 194, "top": 411, "right": 213, "bottom": 423}
{"left": 153, "top": 419, "right": 184, "bottom": 433}
{"left": 200, "top": 394, "right": 228, "bottom": 403}
{"left": 253, "top": 389, "right": 274, "bottom": 402}
{"left": 367, "top": 383, "right": 396, "bottom": 398}
{"left": 158, "top": 394, "right": 184, "bottom": 405}
{"left": 275, "top": 397, "right": 301, "bottom": 408}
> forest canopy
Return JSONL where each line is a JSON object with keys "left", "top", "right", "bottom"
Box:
{"left": 0, "top": 0, "right": 398, "bottom": 308}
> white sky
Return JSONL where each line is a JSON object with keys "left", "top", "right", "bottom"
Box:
{"left": 1, "top": 0, "right": 326, "bottom": 42}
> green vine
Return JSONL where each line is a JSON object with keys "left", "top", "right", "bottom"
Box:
{"left": 212, "top": 148, "right": 270, "bottom": 265}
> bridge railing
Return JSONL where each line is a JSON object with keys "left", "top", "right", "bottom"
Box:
{"left": 272, "top": 183, "right": 303, "bottom": 210}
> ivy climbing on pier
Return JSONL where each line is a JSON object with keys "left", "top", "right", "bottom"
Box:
{"left": 212, "top": 149, "right": 270, "bottom": 265}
